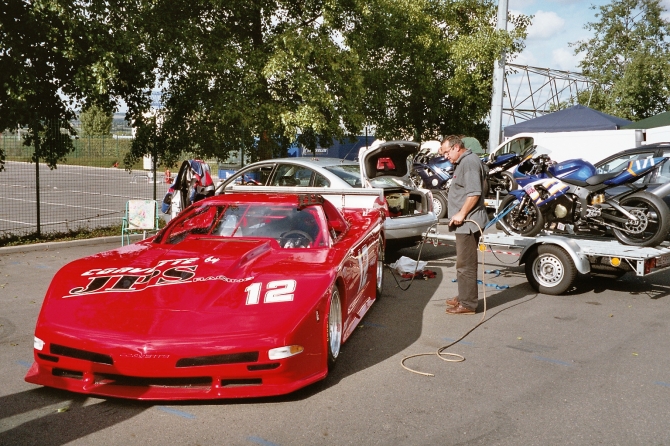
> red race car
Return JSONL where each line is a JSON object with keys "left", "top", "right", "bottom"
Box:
{"left": 25, "top": 189, "right": 386, "bottom": 400}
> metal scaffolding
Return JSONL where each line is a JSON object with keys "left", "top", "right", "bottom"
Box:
{"left": 502, "top": 64, "right": 608, "bottom": 126}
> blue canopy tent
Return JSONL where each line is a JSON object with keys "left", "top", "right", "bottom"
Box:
{"left": 503, "top": 105, "right": 632, "bottom": 138}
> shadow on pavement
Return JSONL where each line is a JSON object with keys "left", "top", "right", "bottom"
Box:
{"left": 0, "top": 388, "right": 149, "bottom": 446}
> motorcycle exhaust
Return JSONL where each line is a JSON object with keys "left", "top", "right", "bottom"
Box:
{"left": 649, "top": 181, "right": 670, "bottom": 199}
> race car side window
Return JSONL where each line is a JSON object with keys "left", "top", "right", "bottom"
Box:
{"left": 162, "top": 204, "right": 218, "bottom": 244}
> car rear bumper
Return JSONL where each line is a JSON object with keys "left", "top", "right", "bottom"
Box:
{"left": 385, "top": 213, "right": 438, "bottom": 241}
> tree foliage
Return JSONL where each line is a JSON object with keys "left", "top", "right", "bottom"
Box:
{"left": 124, "top": 0, "right": 369, "bottom": 167}
{"left": 346, "top": 0, "right": 530, "bottom": 143}
{"left": 80, "top": 104, "right": 113, "bottom": 136}
{"left": 572, "top": 0, "right": 670, "bottom": 120}
{"left": 2, "top": 0, "right": 529, "bottom": 170}
{"left": 0, "top": 0, "right": 155, "bottom": 170}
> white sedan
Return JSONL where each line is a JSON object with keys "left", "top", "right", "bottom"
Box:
{"left": 215, "top": 140, "right": 438, "bottom": 248}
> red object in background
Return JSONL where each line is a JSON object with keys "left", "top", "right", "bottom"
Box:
{"left": 376, "top": 157, "right": 395, "bottom": 172}
{"left": 25, "top": 191, "right": 385, "bottom": 400}
{"left": 164, "top": 168, "right": 171, "bottom": 183}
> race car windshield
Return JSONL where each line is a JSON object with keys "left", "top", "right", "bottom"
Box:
{"left": 161, "top": 202, "right": 327, "bottom": 248}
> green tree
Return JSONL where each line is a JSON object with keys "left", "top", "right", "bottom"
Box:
{"left": 124, "top": 0, "right": 367, "bottom": 168}
{"left": 345, "top": 0, "right": 530, "bottom": 144}
{"left": 80, "top": 105, "right": 113, "bottom": 136}
{"left": 0, "top": 0, "right": 156, "bottom": 171}
{"left": 572, "top": 0, "right": 670, "bottom": 120}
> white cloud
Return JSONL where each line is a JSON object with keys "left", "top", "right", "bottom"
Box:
{"left": 551, "top": 47, "right": 583, "bottom": 71}
{"left": 509, "top": 50, "right": 537, "bottom": 67}
{"left": 527, "top": 10, "right": 565, "bottom": 40}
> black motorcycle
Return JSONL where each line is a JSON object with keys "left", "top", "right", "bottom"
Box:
{"left": 482, "top": 144, "right": 536, "bottom": 197}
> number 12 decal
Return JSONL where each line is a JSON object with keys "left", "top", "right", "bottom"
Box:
{"left": 245, "top": 280, "right": 296, "bottom": 305}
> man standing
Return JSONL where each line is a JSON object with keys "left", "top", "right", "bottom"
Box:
{"left": 440, "top": 135, "right": 489, "bottom": 315}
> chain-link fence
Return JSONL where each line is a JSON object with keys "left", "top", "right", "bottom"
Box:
{"left": 0, "top": 126, "right": 185, "bottom": 239}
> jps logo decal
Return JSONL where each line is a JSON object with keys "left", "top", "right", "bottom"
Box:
{"left": 66, "top": 258, "right": 199, "bottom": 298}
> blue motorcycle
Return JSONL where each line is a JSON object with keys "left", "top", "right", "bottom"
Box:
{"left": 497, "top": 155, "right": 670, "bottom": 247}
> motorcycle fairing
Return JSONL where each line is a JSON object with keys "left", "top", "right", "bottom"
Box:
{"left": 524, "top": 178, "right": 570, "bottom": 207}
{"left": 548, "top": 159, "right": 597, "bottom": 183}
{"left": 603, "top": 157, "right": 668, "bottom": 186}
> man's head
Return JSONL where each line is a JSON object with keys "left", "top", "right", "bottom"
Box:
{"left": 439, "top": 135, "right": 466, "bottom": 163}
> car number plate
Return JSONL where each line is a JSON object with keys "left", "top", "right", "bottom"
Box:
{"left": 656, "top": 253, "right": 670, "bottom": 267}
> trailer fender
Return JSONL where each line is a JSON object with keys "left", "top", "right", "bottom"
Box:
{"left": 519, "top": 235, "right": 590, "bottom": 275}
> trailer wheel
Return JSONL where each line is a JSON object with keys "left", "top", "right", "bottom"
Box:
{"left": 525, "top": 245, "right": 576, "bottom": 295}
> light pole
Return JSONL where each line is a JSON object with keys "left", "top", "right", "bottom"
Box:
{"left": 488, "top": 0, "right": 508, "bottom": 152}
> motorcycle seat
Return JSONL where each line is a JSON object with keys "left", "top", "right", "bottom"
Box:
{"left": 558, "top": 170, "right": 620, "bottom": 187}
{"left": 585, "top": 171, "right": 621, "bottom": 186}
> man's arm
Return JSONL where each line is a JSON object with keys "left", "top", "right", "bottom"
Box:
{"left": 449, "top": 195, "right": 480, "bottom": 226}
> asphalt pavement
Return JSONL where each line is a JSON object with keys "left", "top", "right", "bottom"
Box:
{"left": 2, "top": 226, "right": 670, "bottom": 445}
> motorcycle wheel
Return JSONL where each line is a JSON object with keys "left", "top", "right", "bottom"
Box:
{"left": 432, "top": 192, "right": 447, "bottom": 219}
{"left": 497, "top": 194, "right": 544, "bottom": 237}
{"left": 499, "top": 171, "right": 517, "bottom": 193}
{"left": 611, "top": 191, "right": 670, "bottom": 247}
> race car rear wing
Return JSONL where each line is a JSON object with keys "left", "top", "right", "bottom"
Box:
{"left": 226, "top": 186, "right": 385, "bottom": 211}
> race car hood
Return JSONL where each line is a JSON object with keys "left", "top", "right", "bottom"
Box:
{"left": 36, "top": 238, "right": 336, "bottom": 343}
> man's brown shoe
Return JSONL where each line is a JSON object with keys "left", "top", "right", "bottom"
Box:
{"left": 446, "top": 304, "right": 476, "bottom": 315}
{"left": 445, "top": 297, "right": 459, "bottom": 307}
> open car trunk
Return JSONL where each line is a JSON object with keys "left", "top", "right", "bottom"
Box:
{"left": 359, "top": 140, "right": 430, "bottom": 217}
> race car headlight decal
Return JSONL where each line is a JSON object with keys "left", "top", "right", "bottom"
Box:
{"left": 268, "top": 345, "right": 304, "bottom": 360}
{"left": 34, "top": 337, "right": 45, "bottom": 351}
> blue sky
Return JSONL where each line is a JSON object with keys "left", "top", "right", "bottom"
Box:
{"left": 509, "top": 0, "right": 670, "bottom": 72}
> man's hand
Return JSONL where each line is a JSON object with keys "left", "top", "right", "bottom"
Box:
{"left": 449, "top": 211, "right": 466, "bottom": 227}
{"left": 448, "top": 196, "right": 480, "bottom": 227}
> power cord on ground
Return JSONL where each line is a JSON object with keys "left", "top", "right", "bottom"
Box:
{"left": 398, "top": 219, "right": 490, "bottom": 377}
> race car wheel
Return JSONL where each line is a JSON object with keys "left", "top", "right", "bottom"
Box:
{"left": 326, "top": 288, "right": 343, "bottom": 367}
{"left": 376, "top": 237, "right": 384, "bottom": 298}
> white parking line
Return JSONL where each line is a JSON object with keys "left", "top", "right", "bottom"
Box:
{"left": 0, "top": 218, "right": 33, "bottom": 226}
{"left": 4, "top": 197, "right": 118, "bottom": 212}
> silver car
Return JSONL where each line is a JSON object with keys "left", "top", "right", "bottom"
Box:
{"left": 216, "top": 140, "right": 437, "bottom": 247}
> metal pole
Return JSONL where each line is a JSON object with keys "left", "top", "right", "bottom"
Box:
{"left": 152, "top": 139, "right": 157, "bottom": 202}
{"left": 488, "top": 0, "right": 508, "bottom": 152}
{"left": 35, "top": 144, "right": 41, "bottom": 238}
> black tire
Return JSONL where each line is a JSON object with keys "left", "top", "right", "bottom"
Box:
{"left": 500, "top": 171, "right": 517, "bottom": 193}
{"left": 525, "top": 245, "right": 576, "bottom": 295}
{"left": 497, "top": 194, "right": 545, "bottom": 237}
{"left": 326, "top": 288, "right": 343, "bottom": 367}
{"left": 432, "top": 192, "right": 448, "bottom": 219}
{"left": 376, "top": 237, "right": 384, "bottom": 298}
{"left": 611, "top": 191, "right": 670, "bottom": 247}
